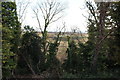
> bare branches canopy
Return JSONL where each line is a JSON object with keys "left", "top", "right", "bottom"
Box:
{"left": 33, "top": 0, "right": 65, "bottom": 32}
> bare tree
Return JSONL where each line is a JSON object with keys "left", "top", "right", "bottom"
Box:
{"left": 33, "top": 0, "right": 65, "bottom": 57}
{"left": 15, "top": 0, "right": 30, "bottom": 26}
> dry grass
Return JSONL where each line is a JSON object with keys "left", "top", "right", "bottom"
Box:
{"left": 37, "top": 32, "right": 88, "bottom": 63}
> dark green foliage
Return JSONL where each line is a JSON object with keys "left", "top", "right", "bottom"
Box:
{"left": 105, "top": 2, "right": 120, "bottom": 76}
{"left": 2, "top": 2, "right": 21, "bottom": 53}
{"left": 63, "top": 39, "right": 79, "bottom": 74}
{"left": 62, "top": 2, "right": 120, "bottom": 78}
{"left": 46, "top": 42, "right": 60, "bottom": 68}
{"left": 2, "top": 2, "right": 21, "bottom": 77}
{"left": 86, "top": 2, "right": 120, "bottom": 77}
{"left": 15, "top": 25, "right": 61, "bottom": 76}
{"left": 44, "top": 32, "right": 62, "bottom": 77}
{"left": 15, "top": 26, "right": 44, "bottom": 74}
{"left": 62, "top": 37, "right": 92, "bottom": 77}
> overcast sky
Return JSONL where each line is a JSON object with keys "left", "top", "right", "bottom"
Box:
{"left": 16, "top": 0, "right": 94, "bottom": 32}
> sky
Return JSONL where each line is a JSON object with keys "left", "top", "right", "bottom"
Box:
{"left": 16, "top": 0, "right": 95, "bottom": 32}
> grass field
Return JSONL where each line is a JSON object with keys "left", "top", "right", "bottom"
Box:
{"left": 37, "top": 32, "right": 88, "bottom": 63}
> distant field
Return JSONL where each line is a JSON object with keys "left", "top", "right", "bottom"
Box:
{"left": 37, "top": 32, "right": 88, "bottom": 62}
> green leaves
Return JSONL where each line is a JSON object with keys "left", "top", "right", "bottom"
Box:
{"left": 2, "top": 2, "right": 21, "bottom": 77}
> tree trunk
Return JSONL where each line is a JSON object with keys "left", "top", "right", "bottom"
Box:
{"left": 91, "top": 2, "right": 109, "bottom": 73}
